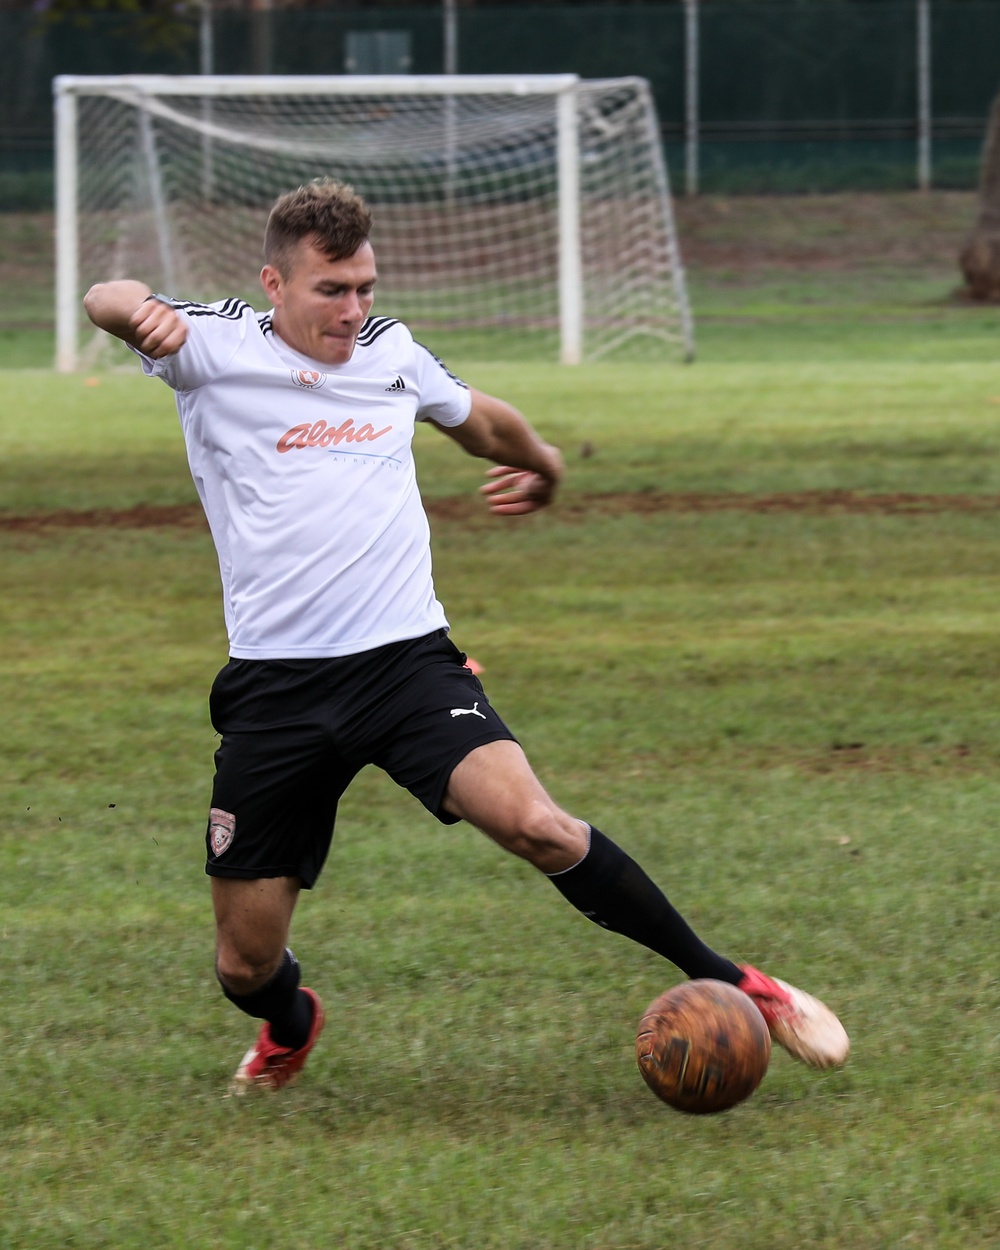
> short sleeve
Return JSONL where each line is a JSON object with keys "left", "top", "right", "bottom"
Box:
{"left": 412, "top": 342, "right": 472, "bottom": 427}
{"left": 129, "top": 296, "right": 253, "bottom": 392}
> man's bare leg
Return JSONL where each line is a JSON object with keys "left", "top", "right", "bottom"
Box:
{"left": 213, "top": 875, "right": 325, "bottom": 1090}
{"left": 213, "top": 875, "right": 301, "bottom": 995}
{"left": 443, "top": 739, "right": 742, "bottom": 981}
{"left": 443, "top": 741, "right": 849, "bottom": 1067}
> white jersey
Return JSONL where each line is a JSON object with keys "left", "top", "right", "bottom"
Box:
{"left": 135, "top": 298, "right": 472, "bottom": 659}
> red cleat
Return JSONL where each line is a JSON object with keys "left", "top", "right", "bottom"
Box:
{"left": 738, "top": 965, "right": 849, "bottom": 1069}
{"left": 229, "top": 988, "right": 325, "bottom": 1094}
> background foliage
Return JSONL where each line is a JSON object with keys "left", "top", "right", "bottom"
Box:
{"left": 3, "top": 0, "right": 1000, "bottom": 206}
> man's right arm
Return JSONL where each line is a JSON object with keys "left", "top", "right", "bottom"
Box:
{"left": 83, "top": 280, "right": 188, "bottom": 359}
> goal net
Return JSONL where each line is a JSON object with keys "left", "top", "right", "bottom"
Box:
{"left": 55, "top": 74, "right": 694, "bottom": 370}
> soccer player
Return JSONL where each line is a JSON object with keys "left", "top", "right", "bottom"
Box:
{"left": 83, "top": 179, "right": 849, "bottom": 1094}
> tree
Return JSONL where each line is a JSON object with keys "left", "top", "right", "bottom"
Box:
{"left": 30, "top": 0, "right": 197, "bottom": 55}
{"left": 960, "top": 89, "right": 1000, "bottom": 301}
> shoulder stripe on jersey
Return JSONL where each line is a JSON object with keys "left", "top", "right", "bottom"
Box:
{"left": 168, "top": 296, "right": 252, "bottom": 321}
{"left": 356, "top": 316, "right": 399, "bottom": 347}
{"left": 359, "top": 315, "right": 397, "bottom": 334}
{"left": 414, "top": 340, "right": 469, "bottom": 389}
{"left": 258, "top": 313, "right": 274, "bottom": 336}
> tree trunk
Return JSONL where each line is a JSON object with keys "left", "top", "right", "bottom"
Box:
{"left": 960, "top": 89, "right": 1000, "bottom": 300}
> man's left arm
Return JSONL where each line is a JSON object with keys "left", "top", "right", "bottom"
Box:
{"left": 431, "top": 388, "right": 565, "bottom": 516}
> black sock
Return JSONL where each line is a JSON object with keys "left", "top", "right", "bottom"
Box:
{"left": 547, "top": 826, "right": 743, "bottom": 983}
{"left": 218, "top": 948, "right": 314, "bottom": 1050}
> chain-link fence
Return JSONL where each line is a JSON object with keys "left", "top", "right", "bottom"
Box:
{"left": 3, "top": 0, "right": 999, "bottom": 207}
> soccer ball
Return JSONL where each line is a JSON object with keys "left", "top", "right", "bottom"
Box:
{"left": 636, "top": 979, "right": 771, "bottom": 1115}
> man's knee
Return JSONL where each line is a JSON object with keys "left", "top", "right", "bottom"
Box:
{"left": 215, "top": 940, "right": 286, "bottom": 996}
{"left": 211, "top": 874, "right": 299, "bottom": 995}
{"left": 494, "top": 801, "right": 587, "bottom": 872}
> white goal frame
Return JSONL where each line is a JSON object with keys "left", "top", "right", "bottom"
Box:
{"left": 54, "top": 73, "right": 694, "bottom": 371}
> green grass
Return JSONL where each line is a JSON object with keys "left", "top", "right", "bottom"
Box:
{"left": 8, "top": 354, "right": 1000, "bottom": 514}
{"left": 2, "top": 195, "right": 1000, "bottom": 1248}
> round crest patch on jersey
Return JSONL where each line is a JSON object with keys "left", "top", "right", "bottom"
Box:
{"left": 291, "top": 368, "right": 327, "bottom": 390}
{"left": 208, "top": 807, "right": 236, "bottom": 856}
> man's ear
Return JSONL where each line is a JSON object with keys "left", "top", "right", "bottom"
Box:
{"left": 260, "top": 264, "right": 283, "bottom": 306}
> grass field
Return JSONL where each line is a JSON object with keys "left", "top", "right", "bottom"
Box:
{"left": 1, "top": 194, "right": 999, "bottom": 1249}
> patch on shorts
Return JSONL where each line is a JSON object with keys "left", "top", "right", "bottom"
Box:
{"left": 208, "top": 807, "right": 236, "bottom": 856}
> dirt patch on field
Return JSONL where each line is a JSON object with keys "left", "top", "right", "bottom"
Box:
{"left": 555, "top": 489, "right": 1000, "bottom": 517}
{"left": 429, "top": 489, "right": 1000, "bottom": 525}
{"left": 0, "top": 503, "right": 210, "bottom": 533}
{"left": 672, "top": 740, "right": 983, "bottom": 777}
{"left": 5, "top": 489, "right": 1000, "bottom": 533}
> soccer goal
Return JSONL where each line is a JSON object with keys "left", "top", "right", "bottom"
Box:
{"left": 54, "top": 74, "right": 694, "bottom": 371}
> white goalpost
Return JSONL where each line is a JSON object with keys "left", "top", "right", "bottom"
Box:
{"left": 54, "top": 73, "right": 694, "bottom": 371}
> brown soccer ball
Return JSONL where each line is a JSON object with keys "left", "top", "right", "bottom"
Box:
{"left": 636, "top": 979, "right": 771, "bottom": 1115}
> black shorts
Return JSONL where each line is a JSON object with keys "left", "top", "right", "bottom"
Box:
{"left": 205, "top": 630, "right": 516, "bottom": 888}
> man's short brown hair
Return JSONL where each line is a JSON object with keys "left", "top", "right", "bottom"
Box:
{"left": 264, "top": 179, "right": 373, "bottom": 275}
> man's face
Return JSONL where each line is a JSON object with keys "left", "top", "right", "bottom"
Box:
{"left": 261, "top": 235, "right": 377, "bottom": 365}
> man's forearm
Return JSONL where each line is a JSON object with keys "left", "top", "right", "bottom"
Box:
{"left": 486, "top": 416, "right": 562, "bottom": 481}
{"left": 83, "top": 280, "right": 153, "bottom": 342}
{"left": 455, "top": 389, "right": 563, "bottom": 481}
{"left": 83, "top": 281, "right": 187, "bottom": 358}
